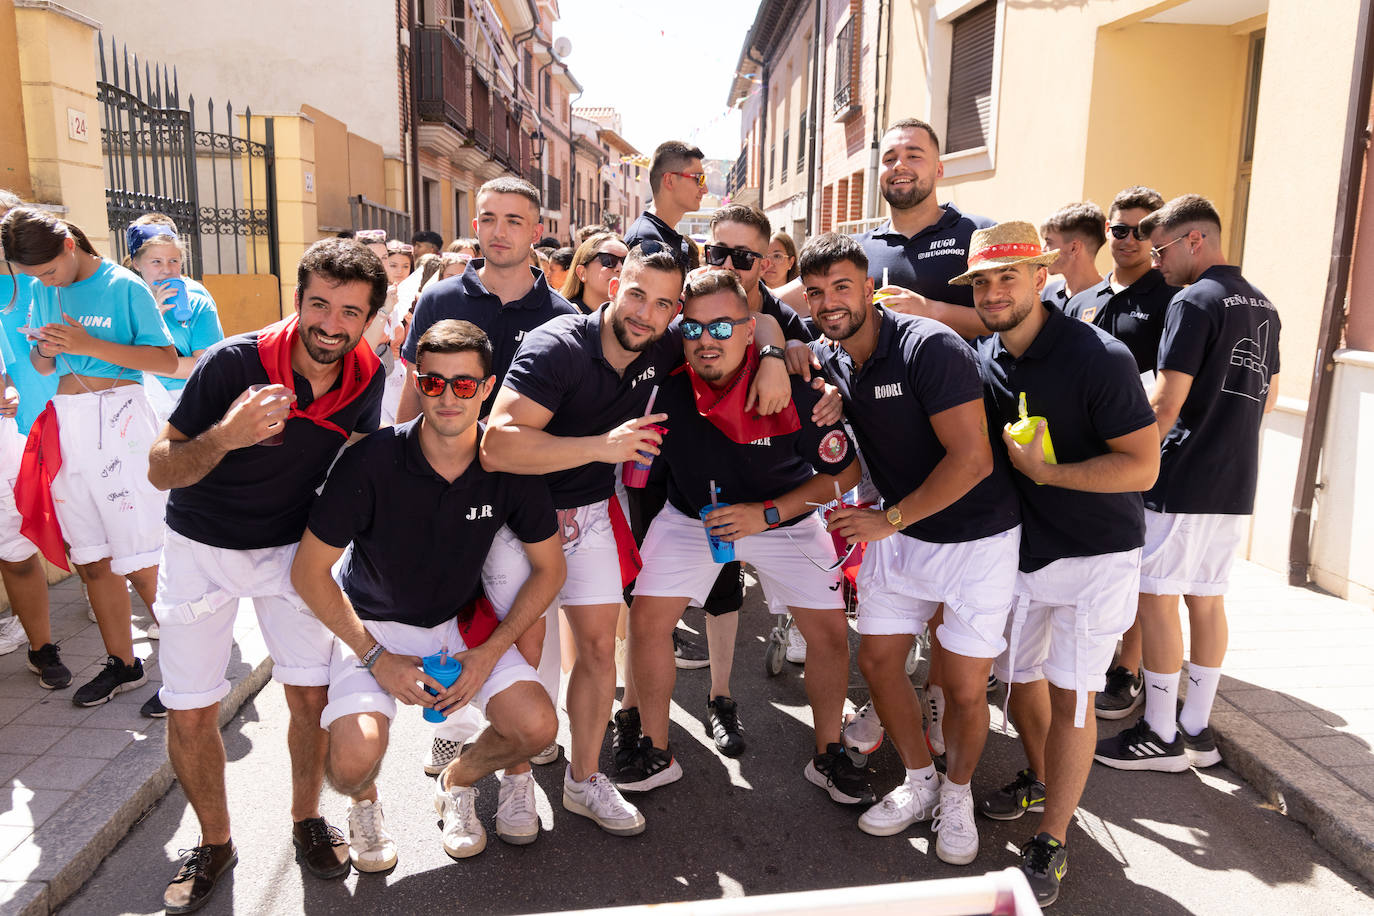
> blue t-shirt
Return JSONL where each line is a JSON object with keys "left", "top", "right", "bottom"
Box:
{"left": 810, "top": 307, "right": 1020, "bottom": 544}
{"left": 0, "top": 272, "right": 59, "bottom": 434}
{"left": 153, "top": 286, "right": 224, "bottom": 392}
{"left": 851, "top": 204, "right": 996, "bottom": 311}
{"left": 25, "top": 260, "right": 173, "bottom": 381}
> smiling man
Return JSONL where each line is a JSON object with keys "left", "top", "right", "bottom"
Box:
{"left": 147, "top": 238, "right": 388, "bottom": 913}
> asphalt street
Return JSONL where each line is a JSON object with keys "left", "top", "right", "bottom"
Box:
{"left": 62, "top": 590, "right": 1374, "bottom": 915}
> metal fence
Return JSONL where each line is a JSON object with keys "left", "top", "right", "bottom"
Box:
{"left": 349, "top": 195, "right": 412, "bottom": 243}
{"left": 97, "top": 35, "right": 279, "bottom": 279}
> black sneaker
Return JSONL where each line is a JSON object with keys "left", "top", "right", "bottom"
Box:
{"left": 672, "top": 630, "right": 709, "bottom": 669}
{"left": 141, "top": 692, "right": 168, "bottom": 718}
{"left": 1019, "top": 832, "right": 1068, "bottom": 907}
{"left": 706, "top": 695, "right": 745, "bottom": 757}
{"left": 292, "top": 817, "right": 350, "bottom": 878}
{"left": 614, "top": 736, "right": 683, "bottom": 792}
{"left": 979, "top": 768, "right": 1046, "bottom": 821}
{"left": 1093, "top": 718, "right": 1189, "bottom": 772}
{"left": 163, "top": 840, "right": 238, "bottom": 914}
{"left": 1095, "top": 665, "right": 1143, "bottom": 720}
{"left": 72, "top": 655, "right": 146, "bottom": 707}
{"left": 26, "top": 643, "right": 71, "bottom": 690}
{"left": 611, "top": 706, "right": 642, "bottom": 774}
{"left": 803, "top": 742, "right": 876, "bottom": 804}
{"left": 1179, "top": 720, "right": 1222, "bottom": 768}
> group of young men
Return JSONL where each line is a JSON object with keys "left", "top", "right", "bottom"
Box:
{"left": 142, "top": 116, "right": 1278, "bottom": 913}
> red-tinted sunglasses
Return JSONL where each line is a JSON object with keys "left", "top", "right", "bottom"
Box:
{"left": 415, "top": 373, "right": 485, "bottom": 399}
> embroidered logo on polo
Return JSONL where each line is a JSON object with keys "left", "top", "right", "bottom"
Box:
{"left": 749, "top": 437, "right": 772, "bottom": 446}
{"left": 465, "top": 505, "right": 494, "bottom": 520}
{"left": 873, "top": 383, "right": 903, "bottom": 399}
{"left": 630, "top": 367, "right": 656, "bottom": 388}
{"left": 818, "top": 430, "right": 848, "bottom": 464}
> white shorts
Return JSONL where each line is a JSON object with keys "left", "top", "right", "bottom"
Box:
{"left": 0, "top": 417, "right": 38, "bottom": 563}
{"left": 319, "top": 616, "right": 540, "bottom": 730}
{"left": 634, "top": 505, "right": 844, "bottom": 613}
{"left": 994, "top": 548, "right": 1142, "bottom": 727}
{"left": 484, "top": 498, "right": 625, "bottom": 609}
{"left": 49, "top": 388, "right": 166, "bottom": 574}
{"left": 856, "top": 526, "right": 1020, "bottom": 659}
{"left": 1139, "top": 509, "right": 1246, "bottom": 597}
{"left": 155, "top": 529, "right": 334, "bottom": 709}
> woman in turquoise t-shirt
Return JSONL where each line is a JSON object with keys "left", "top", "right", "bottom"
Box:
{"left": 0, "top": 207, "right": 177, "bottom": 711}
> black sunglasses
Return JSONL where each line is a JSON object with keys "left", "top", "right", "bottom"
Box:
{"left": 631, "top": 239, "right": 689, "bottom": 270}
{"left": 681, "top": 316, "right": 751, "bottom": 340}
{"left": 703, "top": 244, "right": 761, "bottom": 270}
{"left": 1108, "top": 223, "right": 1149, "bottom": 241}
{"left": 415, "top": 373, "right": 484, "bottom": 399}
{"left": 591, "top": 252, "right": 626, "bottom": 270}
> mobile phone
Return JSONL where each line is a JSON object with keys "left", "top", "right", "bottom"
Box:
{"left": 16, "top": 326, "right": 42, "bottom": 340}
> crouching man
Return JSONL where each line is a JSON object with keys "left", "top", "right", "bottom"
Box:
{"left": 291, "top": 319, "right": 565, "bottom": 868}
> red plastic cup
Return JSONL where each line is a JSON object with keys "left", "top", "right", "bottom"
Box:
{"left": 824, "top": 500, "right": 876, "bottom": 557}
{"left": 620, "top": 423, "right": 667, "bottom": 488}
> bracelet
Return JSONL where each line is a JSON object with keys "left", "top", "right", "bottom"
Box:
{"left": 357, "top": 642, "right": 384, "bottom": 670}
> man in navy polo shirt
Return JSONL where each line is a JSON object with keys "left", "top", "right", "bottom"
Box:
{"left": 959, "top": 221, "right": 1159, "bottom": 907}
{"left": 397, "top": 176, "right": 576, "bottom": 424}
{"left": 482, "top": 244, "right": 794, "bottom": 836}
{"left": 1095, "top": 194, "right": 1279, "bottom": 775}
{"left": 292, "top": 319, "right": 564, "bottom": 867}
{"left": 618, "top": 270, "right": 865, "bottom": 801}
{"left": 799, "top": 232, "right": 1019, "bottom": 866}
{"left": 1038, "top": 202, "right": 1104, "bottom": 309}
{"left": 623, "top": 140, "right": 706, "bottom": 265}
{"left": 147, "top": 238, "right": 388, "bottom": 913}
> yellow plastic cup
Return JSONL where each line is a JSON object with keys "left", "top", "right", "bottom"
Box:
{"left": 1007, "top": 392, "right": 1056, "bottom": 481}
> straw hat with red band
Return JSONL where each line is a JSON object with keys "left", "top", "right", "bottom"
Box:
{"left": 949, "top": 220, "right": 1059, "bottom": 285}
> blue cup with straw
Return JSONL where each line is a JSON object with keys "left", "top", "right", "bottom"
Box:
{"left": 699, "top": 479, "right": 735, "bottom": 563}
{"left": 422, "top": 649, "right": 462, "bottom": 723}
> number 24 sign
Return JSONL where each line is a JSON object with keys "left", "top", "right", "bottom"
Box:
{"left": 67, "top": 108, "right": 88, "bottom": 142}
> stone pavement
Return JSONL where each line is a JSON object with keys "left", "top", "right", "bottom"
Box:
{"left": 0, "top": 558, "right": 1371, "bottom": 914}
{"left": 0, "top": 577, "right": 272, "bottom": 915}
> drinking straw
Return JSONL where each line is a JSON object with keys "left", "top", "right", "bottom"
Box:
{"left": 709, "top": 479, "right": 717, "bottom": 505}
{"left": 644, "top": 384, "right": 659, "bottom": 416}
{"left": 882, "top": 267, "right": 889, "bottom": 289}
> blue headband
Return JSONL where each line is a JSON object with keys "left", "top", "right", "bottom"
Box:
{"left": 126, "top": 223, "right": 177, "bottom": 258}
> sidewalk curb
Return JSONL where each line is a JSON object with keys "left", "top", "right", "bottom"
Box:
{"left": 15, "top": 654, "right": 275, "bottom": 916}
{"left": 1211, "top": 695, "right": 1374, "bottom": 886}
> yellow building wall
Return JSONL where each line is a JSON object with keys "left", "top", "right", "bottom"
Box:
{"left": 348, "top": 133, "right": 386, "bottom": 205}
{"left": 0, "top": 0, "right": 33, "bottom": 198}
{"left": 203, "top": 273, "right": 282, "bottom": 335}
{"left": 304, "top": 104, "right": 352, "bottom": 231}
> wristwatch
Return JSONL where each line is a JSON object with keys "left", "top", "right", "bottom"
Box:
{"left": 763, "top": 500, "right": 781, "bottom": 529}
{"left": 885, "top": 505, "right": 904, "bottom": 530}
{"left": 758, "top": 345, "right": 785, "bottom": 361}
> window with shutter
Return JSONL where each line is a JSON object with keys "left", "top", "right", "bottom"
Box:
{"left": 833, "top": 18, "right": 855, "bottom": 112}
{"left": 797, "top": 111, "right": 807, "bottom": 172}
{"left": 781, "top": 130, "right": 790, "bottom": 182}
{"left": 946, "top": 1, "right": 996, "bottom": 154}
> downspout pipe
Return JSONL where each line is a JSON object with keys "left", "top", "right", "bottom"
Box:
{"left": 804, "top": 0, "right": 821, "bottom": 235}
{"left": 864, "top": 0, "right": 888, "bottom": 220}
{"left": 406, "top": 0, "right": 422, "bottom": 231}
{"left": 1287, "top": 1, "right": 1374, "bottom": 586}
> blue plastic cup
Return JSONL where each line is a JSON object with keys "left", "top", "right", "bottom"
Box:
{"left": 421, "top": 651, "right": 462, "bottom": 723}
{"left": 699, "top": 503, "right": 735, "bottom": 563}
{"left": 161, "top": 278, "right": 191, "bottom": 321}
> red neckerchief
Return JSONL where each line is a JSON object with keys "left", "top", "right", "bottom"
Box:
{"left": 257, "top": 314, "right": 380, "bottom": 438}
{"left": 457, "top": 594, "right": 500, "bottom": 648}
{"left": 16, "top": 403, "right": 69, "bottom": 571}
{"left": 680, "top": 347, "right": 800, "bottom": 444}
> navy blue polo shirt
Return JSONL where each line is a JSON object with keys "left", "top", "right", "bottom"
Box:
{"left": 978, "top": 305, "right": 1156, "bottom": 571}
{"left": 624, "top": 211, "right": 691, "bottom": 264}
{"left": 653, "top": 371, "right": 854, "bottom": 525}
{"left": 810, "top": 307, "right": 1019, "bottom": 544}
{"left": 1065, "top": 269, "right": 1177, "bottom": 373}
{"left": 758, "top": 284, "right": 813, "bottom": 342}
{"left": 1145, "top": 265, "right": 1281, "bottom": 516}
{"left": 501, "top": 306, "right": 681, "bottom": 509}
{"left": 402, "top": 259, "right": 577, "bottom": 417}
{"left": 166, "top": 332, "right": 385, "bottom": 550}
{"left": 852, "top": 204, "right": 995, "bottom": 310}
{"left": 307, "top": 420, "right": 556, "bottom": 628}
{"left": 1041, "top": 276, "right": 1069, "bottom": 308}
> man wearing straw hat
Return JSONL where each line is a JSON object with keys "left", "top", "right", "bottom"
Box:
{"left": 957, "top": 221, "right": 1160, "bottom": 906}
{"left": 799, "top": 232, "right": 1020, "bottom": 868}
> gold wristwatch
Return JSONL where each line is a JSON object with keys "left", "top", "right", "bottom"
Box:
{"left": 886, "top": 506, "right": 903, "bottom": 529}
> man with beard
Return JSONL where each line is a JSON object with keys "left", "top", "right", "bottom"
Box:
{"left": 147, "top": 238, "right": 388, "bottom": 913}
{"left": 800, "top": 233, "right": 1019, "bottom": 866}
{"left": 482, "top": 244, "right": 793, "bottom": 836}
{"left": 960, "top": 222, "right": 1159, "bottom": 907}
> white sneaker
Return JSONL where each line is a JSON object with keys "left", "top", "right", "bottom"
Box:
{"left": 842, "top": 701, "right": 885, "bottom": 755}
{"left": 932, "top": 783, "right": 979, "bottom": 865}
{"left": 347, "top": 799, "right": 397, "bottom": 872}
{"left": 0, "top": 616, "right": 25, "bottom": 656}
{"left": 433, "top": 778, "right": 486, "bottom": 859}
{"left": 531, "top": 742, "right": 560, "bottom": 766}
{"left": 785, "top": 624, "right": 807, "bottom": 664}
{"left": 496, "top": 772, "right": 540, "bottom": 845}
{"left": 145, "top": 621, "right": 160, "bottom": 640}
{"left": 562, "top": 768, "right": 645, "bottom": 836}
{"left": 423, "top": 737, "right": 462, "bottom": 776}
{"left": 857, "top": 775, "right": 939, "bottom": 836}
{"left": 926, "top": 688, "right": 946, "bottom": 756}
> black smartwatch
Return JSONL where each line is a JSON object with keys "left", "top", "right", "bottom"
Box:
{"left": 758, "top": 345, "right": 785, "bottom": 361}
{"left": 763, "top": 500, "right": 781, "bottom": 529}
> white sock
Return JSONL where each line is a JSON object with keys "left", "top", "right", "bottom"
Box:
{"left": 1142, "top": 667, "right": 1180, "bottom": 742}
{"left": 1179, "top": 663, "right": 1222, "bottom": 736}
{"left": 906, "top": 765, "right": 938, "bottom": 788}
{"left": 940, "top": 777, "right": 970, "bottom": 796}
{"left": 928, "top": 684, "right": 945, "bottom": 718}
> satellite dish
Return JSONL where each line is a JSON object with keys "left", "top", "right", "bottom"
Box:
{"left": 553, "top": 36, "right": 572, "bottom": 58}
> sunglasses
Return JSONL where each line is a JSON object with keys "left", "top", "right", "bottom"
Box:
{"left": 1108, "top": 223, "right": 1148, "bottom": 241}
{"left": 704, "top": 245, "right": 761, "bottom": 270}
{"left": 632, "top": 239, "right": 688, "bottom": 269}
{"left": 668, "top": 171, "right": 708, "bottom": 189}
{"left": 591, "top": 252, "right": 626, "bottom": 270}
{"left": 415, "top": 373, "right": 485, "bottom": 399}
{"left": 356, "top": 229, "right": 387, "bottom": 243}
{"left": 1150, "top": 232, "right": 1202, "bottom": 261}
{"left": 681, "top": 316, "right": 751, "bottom": 340}
{"left": 391, "top": 244, "right": 414, "bottom": 255}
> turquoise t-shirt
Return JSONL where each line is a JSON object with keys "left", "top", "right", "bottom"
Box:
{"left": 25, "top": 259, "right": 174, "bottom": 382}
{"left": 0, "top": 271, "right": 59, "bottom": 434}
{"left": 152, "top": 286, "right": 224, "bottom": 392}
